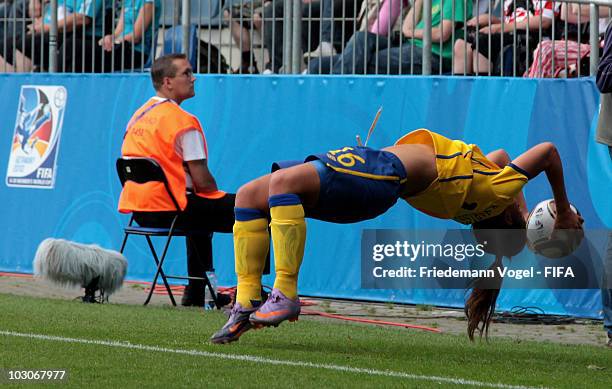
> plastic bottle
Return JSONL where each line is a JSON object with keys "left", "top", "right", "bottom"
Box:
{"left": 205, "top": 270, "right": 218, "bottom": 310}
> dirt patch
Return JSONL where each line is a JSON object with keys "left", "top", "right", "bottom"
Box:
{"left": 0, "top": 273, "right": 606, "bottom": 347}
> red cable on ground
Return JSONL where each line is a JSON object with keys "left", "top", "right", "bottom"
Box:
{"left": 1, "top": 273, "right": 441, "bottom": 332}
{"left": 0, "top": 272, "right": 33, "bottom": 278}
{"left": 146, "top": 285, "right": 185, "bottom": 295}
{"left": 144, "top": 284, "right": 238, "bottom": 297}
{"left": 300, "top": 308, "right": 442, "bottom": 333}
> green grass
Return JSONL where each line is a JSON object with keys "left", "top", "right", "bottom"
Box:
{"left": 0, "top": 293, "right": 611, "bottom": 388}
{"left": 416, "top": 304, "right": 434, "bottom": 312}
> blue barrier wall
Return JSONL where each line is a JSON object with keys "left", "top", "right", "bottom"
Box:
{"left": 0, "top": 74, "right": 610, "bottom": 318}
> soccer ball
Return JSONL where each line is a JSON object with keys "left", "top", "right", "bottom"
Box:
{"left": 526, "top": 199, "right": 582, "bottom": 258}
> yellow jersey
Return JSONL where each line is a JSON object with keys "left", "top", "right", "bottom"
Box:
{"left": 395, "top": 129, "right": 528, "bottom": 224}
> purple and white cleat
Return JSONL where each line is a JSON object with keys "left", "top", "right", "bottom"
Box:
{"left": 249, "top": 288, "right": 300, "bottom": 328}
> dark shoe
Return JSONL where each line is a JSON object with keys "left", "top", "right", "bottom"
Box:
{"left": 181, "top": 285, "right": 205, "bottom": 307}
{"left": 210, "top": 302, "right": 259, "bottom": 344}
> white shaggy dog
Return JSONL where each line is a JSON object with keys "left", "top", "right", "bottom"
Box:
{"left": 33, "top": 238, "right": 128, "bottom": 302}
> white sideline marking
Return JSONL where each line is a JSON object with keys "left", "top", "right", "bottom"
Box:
{"left": 1, "top": 330, "right": 544, "bottom": 389}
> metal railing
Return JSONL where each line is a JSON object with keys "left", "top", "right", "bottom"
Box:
{"left": 0, "top": 0, "right": 609, "bottom": 76}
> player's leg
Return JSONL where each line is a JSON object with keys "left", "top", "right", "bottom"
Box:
{"left": 231, "top": 174, "right": 273, "bottom": 308}
{"left": 485, "top": 149, "right": 511, "bottom": 167}
{"left": 269, "top": 162, "right": 319, "bottom": 296}
{"left": 211, "top": 165, "right": 320, "bottom": 342}
{"left": 250, "top": 163, "right": 320, "bottom": 327}
{"left": 211, "top": 174, "right": 272, "bottom": 344}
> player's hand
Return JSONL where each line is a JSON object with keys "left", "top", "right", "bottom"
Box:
{"left": 552, "top": 209, "right": 584, "bottom": 242}
{"left": 555, "top": 209, "right": 584, "bottom": 229}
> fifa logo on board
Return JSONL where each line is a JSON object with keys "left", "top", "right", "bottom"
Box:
{"left": 6, "top": 85, "right": 67, "bottom": 189}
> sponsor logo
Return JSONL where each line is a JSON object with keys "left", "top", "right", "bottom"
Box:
{"left": 6, "top": 85, "right": 67, "bottom": 189}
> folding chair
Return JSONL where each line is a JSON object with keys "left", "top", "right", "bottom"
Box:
{"left": 116, "top": 157, "right": 221, "bottom": 308}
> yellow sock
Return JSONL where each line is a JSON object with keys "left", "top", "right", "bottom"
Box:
{"left": 233, "top": 218, "right": 269, "bottom": 308}
{"left": 270, "top": 203, "right": 306, "bottom": 300}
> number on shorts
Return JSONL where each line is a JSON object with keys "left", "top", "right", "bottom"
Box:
{"left": 328, "top": 147, "right": 365, "bottom": 167}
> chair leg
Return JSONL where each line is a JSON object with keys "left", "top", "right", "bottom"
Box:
{"left": 119, "top": 232, "right": 129, "bottom": 253}
{"left": 143, "top": 235, "right": 177, "bottom": 306}
{"left": 120, "top": 216, "right": 135, "bottom": 253}
{"left": 156, "top": 231, "right": 178, "bottom": 306}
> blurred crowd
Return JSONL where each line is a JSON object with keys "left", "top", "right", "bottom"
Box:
{"left": 0, "top": 0, "right": 608, "bottom": 77}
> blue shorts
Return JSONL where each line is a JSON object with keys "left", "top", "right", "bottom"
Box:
{"left": 272, "top": 146, "right": 407, "bottom": 224}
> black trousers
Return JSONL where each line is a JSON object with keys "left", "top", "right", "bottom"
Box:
{"left": 0, "top": 32, "right": 66, "bottom": 70}
{"left": 60, "top": 36, "right": 146, "bottom": 73}
{"left": 262, "top": 0, "right": 357, "bottom": 73}
{"left": 133, "top": 193, "right": 270, "bottom": 288}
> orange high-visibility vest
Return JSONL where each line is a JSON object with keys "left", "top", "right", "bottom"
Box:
{"left": 118, "top": 98, "right": 206, "bottom": 213}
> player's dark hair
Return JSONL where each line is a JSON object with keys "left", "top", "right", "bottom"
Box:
{"left": 472, "top": 204, "right": 527, "bottom": 256}
{"left": 464, "top": 257, "right": 502, "bottom": 341}
{"left": 150, "top": 53, "right": 188, "bottom": 91}
{"left": 467, "top": 206, "right": 527, "bottom": 340}
{"left": 473, "top": 204, "right": 527, "bottom": 230}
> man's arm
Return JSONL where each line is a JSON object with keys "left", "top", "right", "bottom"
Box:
{"left": 29, "top": 13, "right": 92, "bottom": 34}
{"left": 122, "top": 2, "right": 155, "bottom": 44}
{"left": 100, "top": 9, "right": 125, "bottom": 51}
{"left": 467, "top": 14, "right": 501, "bottom": 28}
{"left": 571, "top": 3, "right": 610, "bottom": 18}
{"left": 405, "top": 20, "right": 454, "bottom": 43}
{"left": 186, "top": 159, "right": 219, "bottom": 194}
{"left": 597, "top": 22, "right": 612, "bottom": 93}
{"left": 404, "top": 0, "right": 466, "bottom": 43}
{"left": 509, "top": 142, "right": 583, "bottom": 229}
{"left": 402, "top": 0, "right": 423, "bottom": 37}
{"left": 479, "top": 16, "right": 552, "bottom": 35}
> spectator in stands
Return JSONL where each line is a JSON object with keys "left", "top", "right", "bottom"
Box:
{"left": 595, "top": 19, "right": 612, "bottom": 349}
{"left": 303, "top": 0, "right": 372, "bottom": 59}
{"left": 453, "top": 0, "right": 560, "bottom": 76}
{"left": 260, "top": 0, "right": 358, "bottom": 74}
{"left": 0, "top": 0, "right": 29, "bottom": 53}
{"left": 0, "top": 0, "right": 105, "bottom": 72}
{"left": 222, "top": 0, "right": 266, "bottom": 74}
{"left": 61, "top": 0, "right": 161, "bottom": 72}
{"left": 119, "top": 53, "right": 235, "bottom": 307}
{"left": 308, "top": 0, "right": 471, "bottom": 74}
{"left": 524, "top": 2, "right": 607, "bottom": 78}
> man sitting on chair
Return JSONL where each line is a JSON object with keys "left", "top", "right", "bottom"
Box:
{"left": 118, "top": 53, "right": 233, "bottom": 307}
